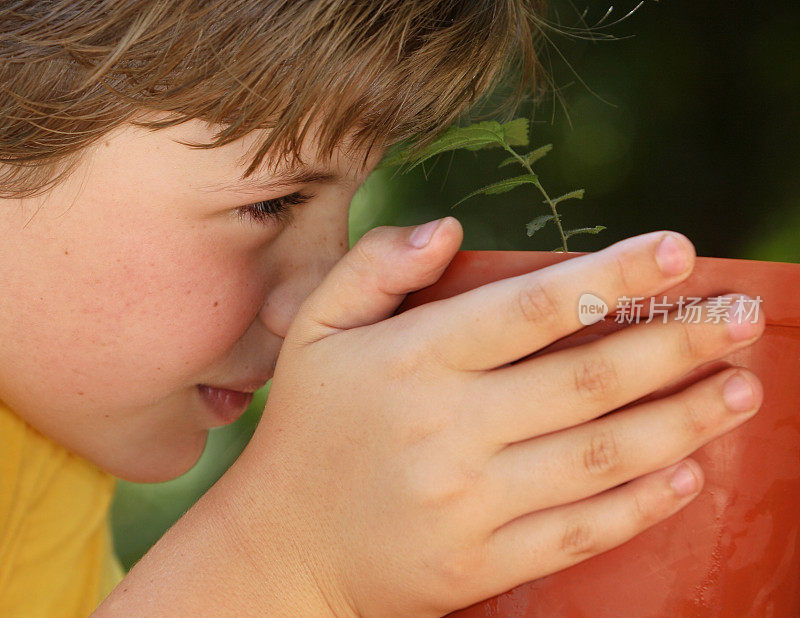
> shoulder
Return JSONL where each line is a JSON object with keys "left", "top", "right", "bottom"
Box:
{"left": 0, "top": 399, "right": 120, "bottom": 615}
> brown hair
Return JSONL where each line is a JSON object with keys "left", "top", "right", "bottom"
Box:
{"left": 0, "top": 0, "right": 547, "bottom": 199}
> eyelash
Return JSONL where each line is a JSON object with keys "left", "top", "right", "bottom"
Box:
{"left": 237, "top": 192, "right": 312, "bottom": 225}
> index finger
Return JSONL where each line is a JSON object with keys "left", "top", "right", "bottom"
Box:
{"left": 413, "top": 231, "right": 696, "bottom": 371}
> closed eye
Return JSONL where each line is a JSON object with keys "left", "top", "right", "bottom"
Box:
{"left": 237, "top": 191, "right": 313, "bottom": 226}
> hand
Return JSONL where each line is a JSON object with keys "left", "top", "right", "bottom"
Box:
{"left": 224, "top": 218, "right": 764, "bottom": 617}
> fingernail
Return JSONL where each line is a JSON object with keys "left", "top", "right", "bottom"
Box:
{"left": 656, "top": 233, "right": 691, "bottom": 277}
{"left": 722, "top": 372, "right": 755, "bottom": 413}
{"left": 409, "top": 218, "right": 444, "bottom": 248}
{"left": 725, "top": 295, "right": 761, "bottom": 341}
{"left": 669, "top": 462, "right": 699, "bottom": 497}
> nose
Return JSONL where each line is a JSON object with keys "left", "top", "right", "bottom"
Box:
{"left": 258, "top": 222, "right": 349, "bottom": 339}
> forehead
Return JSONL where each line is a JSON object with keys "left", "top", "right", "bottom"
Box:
{"left": 173, "top": 114, "right": 383, "bottom": 191}
{"left": 199, "top": 168, "right": 341, "bottom": 195}
{"left": 98, "top": 111, "right": 382, "bottom": 196}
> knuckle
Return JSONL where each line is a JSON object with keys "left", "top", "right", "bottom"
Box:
{"left": 435, "top": 548, "right": 483, "bottom": 594}
{"left": 675, "top": 321, "right": 703, "bottom": 360}
{"left": 679, "top": 395, "right": 713, "bottom": 436}
{"left": 390, "top": 339, "right": 424, "bottom": 379}
{"left": 559, "top": 519, "right": 598, "bottom": 557}
{"left": 438, "top": 463, "right": 481, "bottom": 504}
{"left": 403, "top": 463, "right": 444, "bottom": 506}
{"left": 388, "top": 317, "right": 458, "bottom": 377}
{"left": 424, "top": 337, "right": 462, "bottom": 373}
{"left": 398, "top": 409, "right": 453, "bottom": 450}
{"left": 516, "top": 279, "right": 560, "bottom": 326}
{"left": 630, "top": 489, "right": 659, "bottom": 526}
{"left": 386, "top": 330, "right": 440, "bottom": 382}
{"left": 612, "top": 253, "right": 633, "bottom": 290}
{"left": 361, "top": 223, "right": 391, "bottom": 242}
{"left": 582, "top": 429, "right": 621, "bottom": 476}
{"left": 573, "top": 355, "right": 620, "bottom": 402}
{"left": 349, "top": 225, "right": 393, "bottom": 270}
{"left": 403, "top": 458, "right": 476, "bottom": 508}
{"left": 351, "top": 237, "right": 379, "bottom": 268}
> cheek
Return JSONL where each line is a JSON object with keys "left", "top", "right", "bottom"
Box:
{"left": 82, "top": 236, "right": 266, "bottom": 396}
{"left": 3, "top": 222, "right": 266, "bottom": 410}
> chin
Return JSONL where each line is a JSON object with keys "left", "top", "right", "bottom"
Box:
{"left": 105, "top": 429, "right": 210, "bottom": 484}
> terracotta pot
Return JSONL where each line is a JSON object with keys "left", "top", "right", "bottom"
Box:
{"left": 397, "top": 250, "right": 800, "bottom": 617}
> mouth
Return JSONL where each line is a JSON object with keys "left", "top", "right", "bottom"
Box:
{"left": 196, "top": 384, "right": 256, "bottom": 426}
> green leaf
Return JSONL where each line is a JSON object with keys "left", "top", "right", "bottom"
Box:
{"left": 564, "top": 225, "right": 606, "bottom": 239}
{"left": 499, "top": 143, "right": 553, "bottom": 169}
{"left": 482, "top": 173, "right": 539, "bottom": 194}
{"left": 550, "top": 189, "right": 585, "bottom": 206}
{"left": 451, "top": 174, "right": 539, "bottom": 209}
{"left": 526, "top": 214, "right": 556, "bottom": 236}
{"left": 378, "top": 119, "right": 529, "bottom": 171}
{"left": 498, "top": 118, "right": 530, "bottom": 147}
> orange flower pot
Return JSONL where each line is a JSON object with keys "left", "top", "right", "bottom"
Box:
{"left": 398, "top": 250, "right": 800, "bottom": 617}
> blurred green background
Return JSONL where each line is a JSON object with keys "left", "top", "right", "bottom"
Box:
{"left": 111, "top": 0, "right": 800, "bottom": 569}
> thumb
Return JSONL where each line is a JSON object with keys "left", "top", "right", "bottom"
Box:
{"left": 289, "top": 216, "right": 462, "bottom": 345}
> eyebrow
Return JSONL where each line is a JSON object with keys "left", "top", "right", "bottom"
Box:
{"left": 199, "top": 168, "right": 340, "bottom": 194}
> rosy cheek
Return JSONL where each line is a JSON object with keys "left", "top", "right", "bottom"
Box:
{"left": 50, "top": 230, "right": 266, "bottom": 400}
{"left": 119, "top": 250, "right": 264, "bottom": 381}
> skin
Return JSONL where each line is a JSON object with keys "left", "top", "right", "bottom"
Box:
{"left": 0, "top": 111, "right": 765, "bottom": 615}
{"left": 0, "top": 114, "right": 381, "bottom": 482}
{"left": 97, "top": 221, "right": 765, "bottom": 615}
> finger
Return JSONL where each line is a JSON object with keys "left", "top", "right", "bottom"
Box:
{"left": 472, "top": 293, "right": 765, "bottom": 444}
{"left": 483, "top": 367, "right": 761, "bottom": 525}
{"left": 288, "top": 216, "right": 462, "bottom": 346}
{"left": 478, "top": 459, "right": 704, "bottom": 599}
{"left": 412, "top": 230, "right": 696, "bottom": 371}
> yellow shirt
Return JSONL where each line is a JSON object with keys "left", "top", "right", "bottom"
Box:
{"left": 0, "top": 399, "right": 125, "bottom": 617}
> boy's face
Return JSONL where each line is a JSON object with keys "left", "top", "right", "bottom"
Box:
{"left": 0, "top": 114, "right": 382, "bottom": 482}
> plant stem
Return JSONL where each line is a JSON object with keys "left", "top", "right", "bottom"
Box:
{"left": 503, "top": 145, "right": 569, "bottom": 252}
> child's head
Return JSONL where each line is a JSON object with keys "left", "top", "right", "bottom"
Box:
{"left": 0, "top": 0, "right": 544, "bottom": 482}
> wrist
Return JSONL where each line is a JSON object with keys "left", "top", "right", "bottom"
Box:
{"left": 209, "top": 451, "right": 359, "bottom": 617}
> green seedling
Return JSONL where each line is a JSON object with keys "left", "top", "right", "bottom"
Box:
{"left": 380, "top": 118, "right": 605, "bottom": 252}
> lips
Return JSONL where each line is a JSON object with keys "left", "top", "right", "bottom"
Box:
{"left": 197, "top": 384, "right": 254, "bottom": 425}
